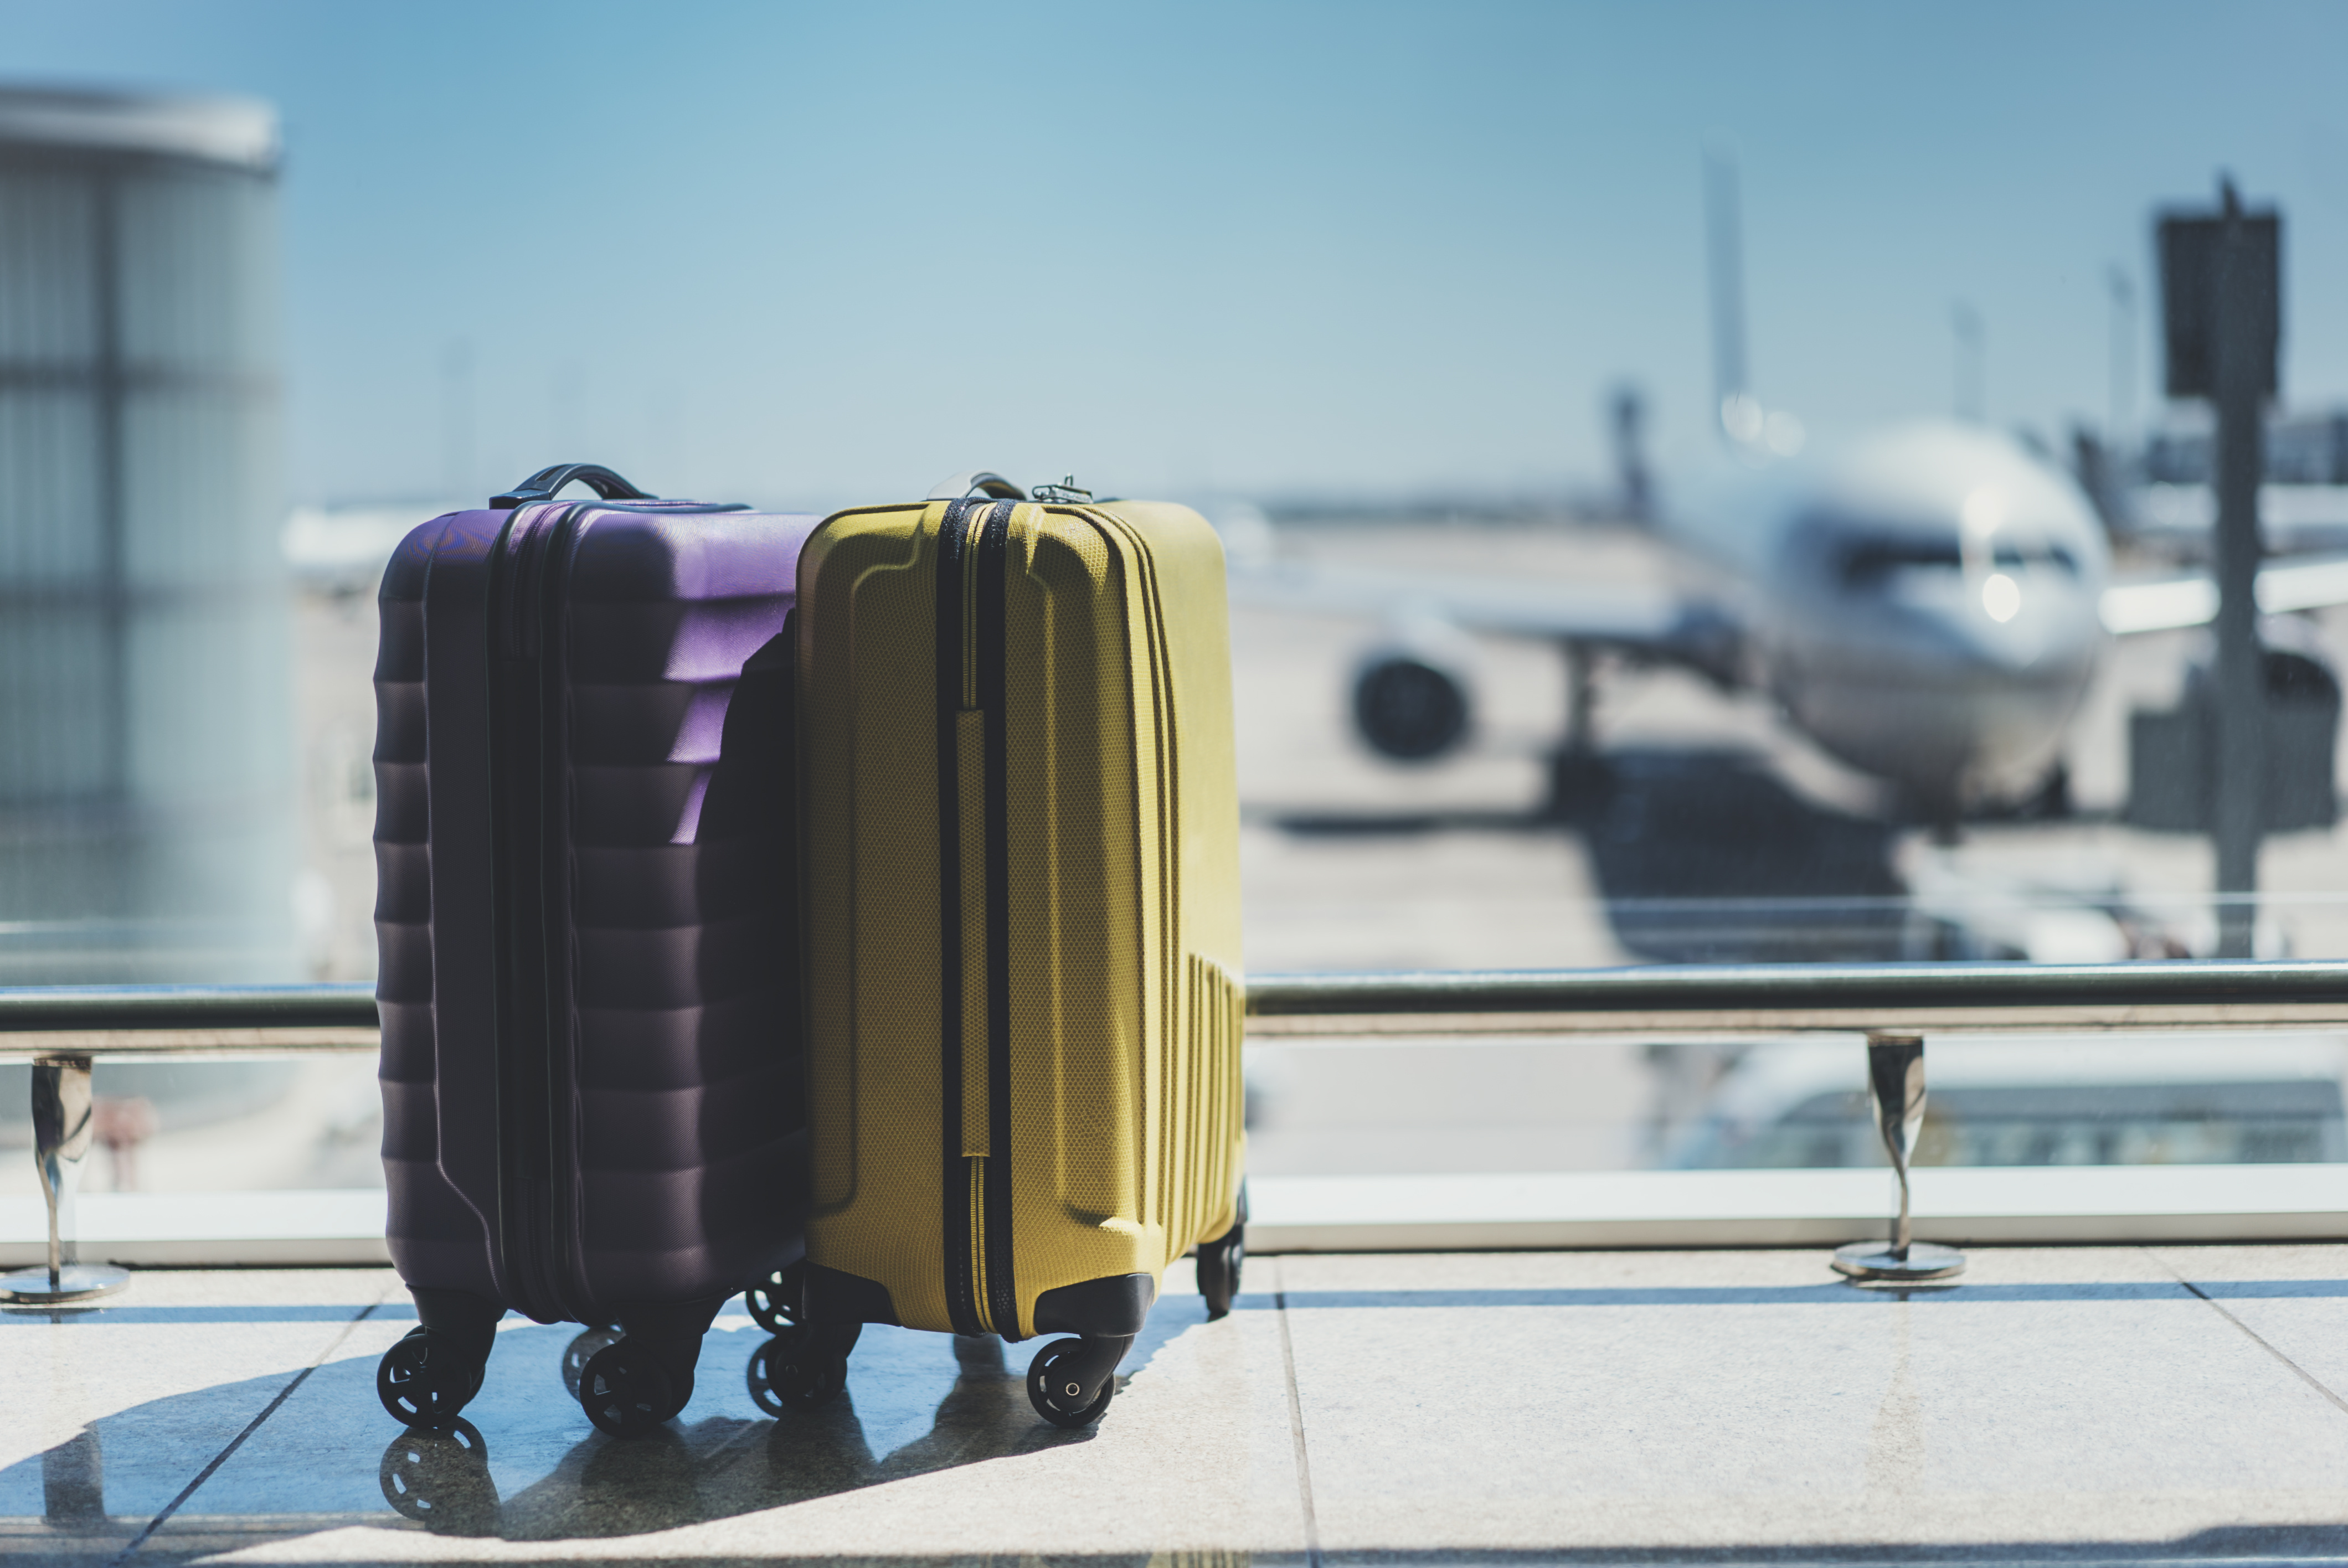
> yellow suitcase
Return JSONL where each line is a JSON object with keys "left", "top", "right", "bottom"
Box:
{"left": 771, "top": 473, "right": 1245, "bottom": 1430}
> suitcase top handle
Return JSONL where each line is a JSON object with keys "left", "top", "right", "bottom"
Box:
{"left": 490, "top": 463, "right": 655, "bottom": 511}
{"left": 926, "top": 470, "right": 1027, "bottom": 502}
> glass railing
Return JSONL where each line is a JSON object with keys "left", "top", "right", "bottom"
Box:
{"left": 9, "top": 962, "right": 2348, "bottom": 1289}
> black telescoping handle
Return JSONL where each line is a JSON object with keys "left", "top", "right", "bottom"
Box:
{"left": 925, "top": 470, "right": 1027, "bottom": 502}
{"left": 490, "top": 463, "right": 655, "bottom": 510}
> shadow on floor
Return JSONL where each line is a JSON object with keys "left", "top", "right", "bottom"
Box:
{"left": 1580, "top": 748, "right": 1907, "bottom": 963}
{"left": 1263, "top": 806, "right": 1555, "bottom": 836}
{"left": 1265, "top": 746, "right": 1910, "bottom": 963}
{"left": 6, "top": 1301, "right": 1203, "bottom": 1548}
{"left": 376, "top": 1333, "right": 1098, "bottom": 1540}
{"left": 1300, "top": 1535, "right": 2348, "bottom": 1566}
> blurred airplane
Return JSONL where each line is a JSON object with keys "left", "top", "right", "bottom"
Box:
{"left": 1224, "top": 162, "right": 2348, "bottom": 828}
{"left": 1232, "top": 417, "right": 2348, "bottom": 823}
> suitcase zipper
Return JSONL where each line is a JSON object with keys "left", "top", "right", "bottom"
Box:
{"left": 485, "top": 502, "right": 592, "bottom": 1325}
{"left": 934, "top": 496, "right": 1022, "bottom": 1339}
{"left": 933, "top": 497, "right": 984, "bottom": 1338}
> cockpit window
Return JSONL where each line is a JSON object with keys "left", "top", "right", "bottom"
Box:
{"left": 1839, "top": 537, "right": 1960, "bottom": 589}
{"left": 1996, "top": 542, "right": 2079, "bottom": 574}
{"left": 1839, "top": 535, "right": 2080, "bottom": 591}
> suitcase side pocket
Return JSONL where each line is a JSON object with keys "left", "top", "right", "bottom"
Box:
{"left": 800, "top": 507, "right": 961, "bottom": 1334}
{"left": 1000, "top": 513, "right": 1152, "bottom": 1329}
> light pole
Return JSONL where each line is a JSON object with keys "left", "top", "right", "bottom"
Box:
{"left": 2159, "top": 179, "right": 2281, "bottom": 958}
{"left": 1952, "top": 301, "right": 1985, "bottom": 424}
{"left": 2107, "top": 265, "right": 2136, "bottom": 450}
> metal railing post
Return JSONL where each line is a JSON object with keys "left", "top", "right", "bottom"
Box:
{"left": 1831, "top": 1033, "right": 1965, "bottom": 1283}
{"left": 1, "top": 1054, "right": 129, "bottom": 1304}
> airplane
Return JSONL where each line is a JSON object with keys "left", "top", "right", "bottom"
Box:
{"left": 1228, "top": 419, "right": 2084, "bottom": 823}
{"left": 1222, "top": 164, "right": 2348, "bottom": 833}
{"left": 1227, "top": 397, "right": 2348, "bottom": 831}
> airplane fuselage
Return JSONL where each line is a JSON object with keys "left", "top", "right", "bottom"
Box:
{"left": 1668, "top": 422, "right": 2112, "bottom": 814}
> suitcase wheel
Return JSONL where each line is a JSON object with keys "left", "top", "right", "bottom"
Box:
{"left": 1197, "top": 1223, "right": 1245, "bottom": 1322}
{"left": 378, "top": 1417, "right": 497, "bottom": 1529}
{"left": 1026, "top": 1338, "right": 1123, "bottom": 1430}
{"left": 377, "top": 1327, "right": 487, "bottom": 1428}
{"left": 743, "top": 1262, "right": 806, "bottom": 1336}
{"left": 745, "top": 1326, "right": 851, "bottom": 1415}
{"left": 559, "top": 1327, "right": 623, "bottom": 1400}
{"left": 579, "top": 1338, "right": 686, "bottom": 1438}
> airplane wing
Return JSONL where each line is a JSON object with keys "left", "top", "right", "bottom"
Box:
{"left": 1227, "top": 557, "right": 1745, "bottom": 684}
{"left": 2100, "top": 552, "right": 2348, "bottom": 635}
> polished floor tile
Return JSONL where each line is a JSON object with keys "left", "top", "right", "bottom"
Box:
{"left": 4, "top": 1262, "right": 1302, "bottom": 1564}
{"left": 1, "top": 1271, "right": 399, "bottom": 1567}
{"left": 2148, "top": 1242, "right": 2348, "bottom": 1405}
{"left": 1273, "top": 1248, "right": 2348, "bottom": 1557}
{"left": 9, "top": 1250, "right": 2348, "bottom": 1565}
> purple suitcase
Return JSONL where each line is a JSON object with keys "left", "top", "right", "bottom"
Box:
{"left": 372, "top": 464, "right": 817, "bottom": 1437}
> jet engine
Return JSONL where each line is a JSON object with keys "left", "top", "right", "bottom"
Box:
{"left": 1351, "top": 622, "right": 1476, "bottom": 761}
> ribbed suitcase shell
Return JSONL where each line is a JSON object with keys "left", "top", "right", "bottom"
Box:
{"left": 796, "top": 496, "right": 1245, "bottom": 1340}
{"left": 375, "top": 499, "right": 817, "bottom": 1323}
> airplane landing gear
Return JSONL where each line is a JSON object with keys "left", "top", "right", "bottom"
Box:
{"left": 2021, "top": 762, "right": 2071, "bottom": 820}
{"left": 1545, "top": 641, "right": 1613, "bottom": 822}
{"left": 1547, "top": 750, "right": 1614, "bottom": 822}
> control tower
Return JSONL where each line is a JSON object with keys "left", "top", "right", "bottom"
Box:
{"left": 0, "top": 87, "right": 295, "bottom": 980}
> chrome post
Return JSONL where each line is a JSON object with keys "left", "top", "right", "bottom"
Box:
{"left": 1832, "top": 1032, "right": 1965, "bottom": 1283}
{"left": 2, "top": 1054, "right": 130, "bottom": 1304}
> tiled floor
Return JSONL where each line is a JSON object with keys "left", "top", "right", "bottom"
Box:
{"left": 10, "top": 1246, "right": 2348, "bottom": 1565}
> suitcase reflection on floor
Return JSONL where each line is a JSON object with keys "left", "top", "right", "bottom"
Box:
{"left": 378, "top": 1404, "right": 881, "bottom": 1540}
{"left": 376, "top": 1308, "right": 1202, "bottom": 1538}
{"left": 0, "top": 1293, "right": 1216, "bottom": 1537}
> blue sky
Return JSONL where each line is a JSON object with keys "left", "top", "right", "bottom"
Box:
{"left": 6, "top": 1, "right": 2346, "bottom": 509}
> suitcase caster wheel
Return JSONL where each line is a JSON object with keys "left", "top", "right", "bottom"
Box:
{"left": 746, "top": 1328, "right": 848, "bottom": 1413}
{"left": 579, "top": 1339, "right": 682, "bottom": 1438}
{"left": 560, "top": 1327, "right": 622, "bottom": 1400}
{"left": 378, "top": 1418, "right": 497, "bottom": 1530}
{"left": 377, "top": 1328, "right": 486, "bottom": 1428}
{"left": 744, "top": 1261, "right": 805, "bottom": 1335}
{"left": 1027, "top": 1339, "right": 1118, "bottom": 1430}
{"left": 1197, "top": 1224, "right": 1245, "bottom": 1321}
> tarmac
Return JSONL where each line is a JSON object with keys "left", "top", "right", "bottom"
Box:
{"left": 14, "top": 1245, "right": 2348, "bottom": 1565}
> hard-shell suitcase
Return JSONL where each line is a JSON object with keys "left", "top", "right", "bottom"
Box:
{"left": 372, "top": 463, "right": 819, "bottom": 1437}
{"left": 780, "top": 472, "right": 1247, "bottom": 1428}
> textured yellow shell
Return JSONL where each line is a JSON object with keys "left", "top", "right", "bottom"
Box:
{"left": 796, "top": 498, "right": 1245, "bottom": 1338}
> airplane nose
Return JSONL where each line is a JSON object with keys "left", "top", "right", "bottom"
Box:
{"left": 1897, "top": 570, "right": 2104, "bottom": 680}
{"left": 1923, "top": 569, "right": 2095, "bottom": 675}
{"left": 1980, "top": 572, "right": 2021, "bottom": 623}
